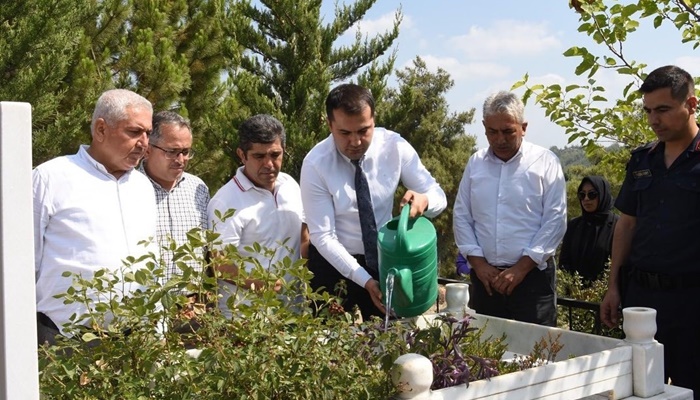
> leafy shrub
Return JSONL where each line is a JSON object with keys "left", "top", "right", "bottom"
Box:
{"left": 39, "top": 222, "right": 569, "bottom": 398}
{"left": 556, "top": 268, "right": 623, "bottom": 338}
{"left": 39, "top": 222, "right": 403, "bottom": 399}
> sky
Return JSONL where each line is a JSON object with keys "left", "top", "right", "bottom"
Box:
{"left": 321, "top": 1, "right": 700, "bottom": 151}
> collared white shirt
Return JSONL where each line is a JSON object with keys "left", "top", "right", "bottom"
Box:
{"left": 207, "top": 167, "right": 304, "bottom": 317}
{"left": 300, "top": 128, "right": 447, "bottom": 288}
{"left": 453, "top": 141, "right": 567, "bottom": 269}
{"left": 33, "top": 145, "right": 157, "bottom": 334}
{"left": 140, "top": 167, "right": 210, "bottom": 282}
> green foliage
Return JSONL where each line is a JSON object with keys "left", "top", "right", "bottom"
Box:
{"left": 1, "top": 0, "right": 244, "bottom": 188}
{"left": 0, "top": 0, "right": 93, "bottom": 164}
{"left": 39, "top": 223, "right": 400, "bottom": 399}
{"left": 514, "top": 0, "right": 700, "bottom": 181}
{"left": 556, "top": 268, "right": 623, "bottom": 338}
{"left": 39, "top": 220, "right": 570, "bottom": 398}
{"left": 550, "top": 145, "right": 592, "bottom": 169}
{"left": 377, "top": 57, "right": 478, "bottom": 277}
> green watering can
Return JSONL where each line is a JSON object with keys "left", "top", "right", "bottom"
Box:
{"left": 378, "top": 203, "right": 438, "bottom": 318}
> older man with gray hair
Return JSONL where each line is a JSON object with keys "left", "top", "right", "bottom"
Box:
{"left": 453, "top": 90, "right": 567, "bottom": 326}
{"left": 33, "top": 89, "right": 158, "bottom": 345}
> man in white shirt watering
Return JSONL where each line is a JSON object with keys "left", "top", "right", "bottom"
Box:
{"left": 301, "top": 83, "right": 447, "bottom": 321}
{"left": 453, "top": 90, "right": 566, "bottom": 326}
{"left": 34, "top": 89, "right": 158, "bottom": 345}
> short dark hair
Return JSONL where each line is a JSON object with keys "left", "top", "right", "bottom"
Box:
{"left": 151, "top": 111, "right": 191, "bottom": 144}
{"left": 238, "top": 114, "right": 286, "bottom": 153}
{"left": 639, "top": 65, "right": 695, "bottom": 102}
{"left": 325, "top": 83, "right": 375, "bottom": 121}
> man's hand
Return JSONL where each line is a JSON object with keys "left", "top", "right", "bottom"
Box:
{"left": 491, "top": 268, "right": 528, "bottom": 295}
{"left": 248, "top": 278, "right": 283, "bottom": 293}
{"left": 400, "top": 191, "right": 429, "bottom": 217}
{"left": 470, "top": 262, "right": 500, "bottom": 296}
{"left": 491, "top": 257, "right": 536, "bottom": 295}
{"left": 600, "top": 287, "right": 622, "bottom": 328}
{"left": 364, "top": 279, "right": 387, "bottom": 315}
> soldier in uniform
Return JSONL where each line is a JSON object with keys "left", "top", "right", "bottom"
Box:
{"left": 601, "top": 65, "right": 700, "bottom": 397}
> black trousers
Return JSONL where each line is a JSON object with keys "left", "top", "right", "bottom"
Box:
{"left": 37, "top": 312, "right": 61, "bottom": 347}
{"left": 307, "top": 245, "right": 383, "bottom": 322}
{"left": 469, "top": 260, "right": 557, "bottom": 326}
{"left": 624, "top": 279, "right": 700, "bottom": 398}
{"left": 37, "top": 312, "right": 132, "bottom": 349}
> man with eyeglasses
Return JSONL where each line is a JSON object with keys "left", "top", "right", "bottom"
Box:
{"left": 141, "top": 111, "right": 210, "bottom": 290}
{"left": 601, "top": 65, "right": 700, "bottom": 396}
{"left": 453, "top": 90, "right": 567, "bottom": 326}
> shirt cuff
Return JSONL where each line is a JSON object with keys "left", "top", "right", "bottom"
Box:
{"left": 424, "top": 191, "right": 446, "bottom": 218}
{"left": 352, "top": 269, "right": 373, "bottom": 289}
{"left": 523, "top": 248, "right": 549, "bottom": 270}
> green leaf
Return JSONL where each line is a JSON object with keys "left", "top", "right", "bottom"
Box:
{"left": 563, "top": 46, "right": 584, "bottom": 57}
{"left": 81, "top": 332, "right": 98, "bottom": 342}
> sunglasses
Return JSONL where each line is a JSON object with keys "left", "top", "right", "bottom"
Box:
{"left": 577, "top": 191, "right": 599, "bottom": 201}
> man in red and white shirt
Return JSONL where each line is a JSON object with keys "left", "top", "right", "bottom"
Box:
{"left": 207, "top": 114, "right": 307, "bottom": 318}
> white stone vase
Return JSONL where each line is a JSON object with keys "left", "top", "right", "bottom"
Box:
{"left": 444, "top": 283, "right": 469, "bottom": 315}
{"left": 622, "top": 307, "right": 657, "bottom": 344}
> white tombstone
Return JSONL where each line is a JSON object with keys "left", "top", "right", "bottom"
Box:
{"left": 0, "top": 102, "right": 40, "bottom": 399}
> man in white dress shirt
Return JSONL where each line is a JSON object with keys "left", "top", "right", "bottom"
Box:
{"left": 453, "top": 91, "right": 566, "bottom": 326}
{"left": 301, "top": 83, "right": 447, "bottom": 320}
{"left": 208, "top": 114, "right": 308, "bottom": 318}
{"left": 34, "top": 89, "right": 157, "bottom": 345}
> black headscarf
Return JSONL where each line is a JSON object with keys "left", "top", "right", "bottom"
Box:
{"left": 579, "top": 176, "right": 613, "bottom": 223}
{"left": 559, "top": 176, "right": 619, "bottom": 282}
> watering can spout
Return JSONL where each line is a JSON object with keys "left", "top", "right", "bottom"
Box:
{"left": 388, "top": 267, "right": 414, "bottom": 304}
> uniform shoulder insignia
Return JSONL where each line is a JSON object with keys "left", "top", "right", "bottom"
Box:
{"left": 631, "top": 140, "right": 657, "bottom": 154}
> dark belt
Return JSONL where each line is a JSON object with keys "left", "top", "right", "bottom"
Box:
{"left": 632, "top": 269, "right": 700, "bottom": 290}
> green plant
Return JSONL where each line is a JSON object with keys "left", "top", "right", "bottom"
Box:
{"left": 405, "top": 314, "right": 503, "bottom": 390}
{"left": 556, "top": 268, "right": 623, "bottom": 338}
{"left": 39, "top": 216, "right": 573, "bottom": 398}
{"left": 39, "top": 219, "right": 401, "bottom": 399}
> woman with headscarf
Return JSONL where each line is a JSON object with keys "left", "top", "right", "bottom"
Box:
{"left": 559, "top": 176, "right": 619, "bottom": 282}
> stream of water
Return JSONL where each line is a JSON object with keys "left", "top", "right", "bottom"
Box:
{"left": 384, "top": 272, "right": 395, "bottom": 332}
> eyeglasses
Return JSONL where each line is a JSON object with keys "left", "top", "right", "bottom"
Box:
{"left": 577, "top": 191, "right": 599, "bottom": 201}
{"left": 150, "top": 144, "right": 195, "bottom": 159}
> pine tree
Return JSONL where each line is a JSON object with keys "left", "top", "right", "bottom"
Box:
{"left": 2, "top": 0, "right": 244, "bottom": 186}
{"left": 0, "top": 0, "right": 92, "bottom": 164}
{"left": 66, "top": 0, "right": 244, "bottom": 186}
{"left": 231, "top": 0, "right": 401, "bottom": 178}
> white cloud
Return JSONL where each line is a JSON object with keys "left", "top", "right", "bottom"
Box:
{"left": 674, "top": 56, "right": 700, "bottom": 77}
{"left": 352, "top": 12, "right": 411, "bottom": 36}
{"left": 414, "top": 55, "right": 510, "bottom": 81}
{"left": 449, "top": 20, "right": 561, "bottom": 60}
